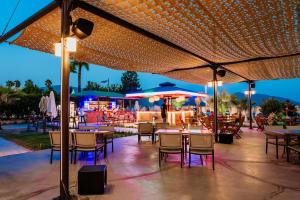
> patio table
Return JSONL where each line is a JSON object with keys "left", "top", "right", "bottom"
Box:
{"left": 155, "top": 129, "right": 212, "bottom": 152}
{"left": 94, "top": 130, "right": 113, "bottom": 158}
{"left": 268, "top": 129, "right": 300, "bottom": 161}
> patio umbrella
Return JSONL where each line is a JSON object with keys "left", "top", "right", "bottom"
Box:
{"left": 47, "top": 91, "right": 57, "bottom": 119}
{"left": 39, "top": 96, "right": 48, "bottom": 113}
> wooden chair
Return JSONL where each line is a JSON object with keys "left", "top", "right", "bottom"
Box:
{"left": 189, "top": 133, "right": 214, "bottom": 170}
{"left": 153, "top": 122, "right": 170, "bottom": 143}
{"left": 74, "top": 132, "right": 104, "bottom": 165}
{"left": 138, "top": 123, "right": 154, "bottom": 143}
{"left": 159, "top": 133, "right": 183, "bottom": 168}
{"left": 226, "top": 116, "right": 245, "bottom": 138}
{"left": 49, "top": 131, "right": 74, "bottom": 164}
{"left": 202, "top": 117, "right": 213, "bottom": 130}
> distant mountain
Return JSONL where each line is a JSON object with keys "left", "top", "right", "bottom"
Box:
{"left": 41, "top": 85, "right": 78, "bottom": 94}
{"left": 234, "top": 92, "right": 300, "bottom": 106}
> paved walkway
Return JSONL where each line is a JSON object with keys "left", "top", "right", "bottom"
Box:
{"left": 0, "top": 128, "right": 299, "bottom": 200}
{"left": 0, "top": 137, "right": 29, "bottom": 157}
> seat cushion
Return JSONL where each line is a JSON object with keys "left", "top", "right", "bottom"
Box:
{"left": 159, "top": 147, "right": 182, "bottom": 153}
{"left": 190, "top": 148, "right": 213, "bottom": 154}
{"left": 75, "top": 144, "right": 104, "bottom": 151}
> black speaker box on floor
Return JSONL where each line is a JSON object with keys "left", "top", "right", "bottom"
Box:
{"left": 78, "top": 165, "right": 107, "bottom": 195}
{"left": 219, "top": 133, "right": 233, "bottom": 144}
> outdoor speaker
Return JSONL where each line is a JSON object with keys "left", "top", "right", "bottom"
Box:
{"left": 250, "top": 82, "right": 255, "bottom": 88}
{"left": 217, "top": 70, "right": 226, "bottom": 77}
{"left": 72, "top": 18, "right": 94, "bottom": 40}
{"left": 78, "top": 165, "right": 107, "bottom": 195}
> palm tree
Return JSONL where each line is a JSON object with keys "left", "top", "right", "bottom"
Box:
{"left": 6, "top": 80, "right": 14, "bottom": 88}
{"left": 14, "top": 80, "right": 21, "bottom": 89}
{"left": 70, "top": 60, "right": 89, "bottom": 93}
{"left": 45, "top": 79, "right": 52, "bottom": 91}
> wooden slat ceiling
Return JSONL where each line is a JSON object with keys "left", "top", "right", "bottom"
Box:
{"left": 11, "top": 0, "right": 300, "bottom": 84}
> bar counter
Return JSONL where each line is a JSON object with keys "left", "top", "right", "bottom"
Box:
{"left": 136, "top": 110, "right": 193, "bottom": 125}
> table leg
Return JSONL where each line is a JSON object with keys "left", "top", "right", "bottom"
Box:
{"left": 286, "top": 135, "right": 290, "bottom": 162}
{"left": 275, "top": 136, "right": 278, "bottom": 159}
{"left": 185, "top": 136, "right": 188, "bottom": 153}
{"left": 104, "top": 136, "right": 107, "bottom": 158}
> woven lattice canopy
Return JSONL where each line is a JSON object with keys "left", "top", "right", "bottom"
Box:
{"left": 11, "top": 0, "right": 300, "bottom": 84}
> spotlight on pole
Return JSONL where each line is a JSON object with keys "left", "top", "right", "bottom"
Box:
{"left": 217, "top": 69, "right": 226, "bottom": 77}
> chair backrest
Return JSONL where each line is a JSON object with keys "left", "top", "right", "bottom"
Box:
{"left": 138, "top": 123, "right": 153, "bottom": 134}
{"left": 239, "top": 116, "right": 245, "bottom": 126}
{"left": 49, "top": 131, "right": 60, "bottom": 146}
{"left": 189, "top": 134, "right": 214, "bottom": 149}
{"left": 159, "top": 133, "right": 182, "bottom": 148}
{"left": 74, "top": 132, "right": 96, "bottom": 147}
{"left": 49, "top": 131, "right": 73, "bottom": 146}
{"left": 78, "top": 125, "right": 97, "bottom": 131}
{"left": 286, "top": 126, "right": 300, "bottom": 130}
{"left": 203, "top": 117, "right": 212, "bottom": 129}
{"left": 155, "top": 122, "right": 170, "bottom": 129}
{"left": 99, "top": 125, "right": 115, "bottom": 132}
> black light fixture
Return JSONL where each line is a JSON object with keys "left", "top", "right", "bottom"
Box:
{"left": 72, "top": 18, "right": 94, "bottom": 40}
{"left": 217, "top": 69, "right": 226, "bottom": 77}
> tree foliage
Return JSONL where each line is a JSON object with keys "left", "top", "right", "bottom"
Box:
{"left": 121, "top": 71, "right": 140, "bottom": 93}
{"left": 6, "top": 80, "right": 14, "bottom": 88}
{"left": 45, "top": 79, "right": 53, "bottom": 91}
{"left": 260, "top": 98, "right": 286, "bottom": 116}
{"left": 70, "top": 60, "right": 89, "bottom": 93}
{"left": 83, "top": 81, "right": 123, "bottom": 93}
{"left": 14, "top": 80, "right": 21, "bottom": 88}
{"left": 22, "top": 79, "right": 41, "bottom": 94}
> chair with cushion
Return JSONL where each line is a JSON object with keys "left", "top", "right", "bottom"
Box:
{"left": 159, "top": 133, "right": 183, "bottom": 168}
{"left": 188, "top": 133, "right": 214, "bottom": 170}
{"left": 154, "top": 122, "right": 170, "bottom": 142}
{"left": 264, "top": 125, "right": 285, "bottom": 159}
{"left": 138, "top": 122, "right": 154, "bottom": 143}
{"left": 49, "top": 131, "right": 74, "bottom": 164}
{"left": 98, "top": 125, "right": 115, "bottom": 152}
{"left": 74, "top": 132, "right": 104, "bottom": 165}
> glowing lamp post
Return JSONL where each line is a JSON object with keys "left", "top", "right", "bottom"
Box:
{"left": 54, "top": 37, "right": 77, "bottom": 56}
{"left": 245, "top": 81, "right": 255, "bottom": 129}
{"left": 207, "top": 80, "right": 223, "bottom": 87}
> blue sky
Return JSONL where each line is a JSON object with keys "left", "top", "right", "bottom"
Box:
{"left": 1, "top": 0, "right": 300, "bottom": 102}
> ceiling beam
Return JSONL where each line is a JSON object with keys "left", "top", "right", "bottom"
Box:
{"left": 219, "top": 52, "right": 300, "bottom": 66}
{"left": 166, "top": 65, "right": 212, "bottom": 73}
{"left": 77, "top": 0, "right": 215, "bottom": 65}
{"left": 0, "top": 1, "right": 60, "bottom": 43}
{"left": 218, "top": 66, "right": 250, "bottom": 81}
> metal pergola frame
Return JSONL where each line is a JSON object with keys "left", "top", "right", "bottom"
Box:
{"left": 2, "top": 0, "right": 296, "bottom": 198}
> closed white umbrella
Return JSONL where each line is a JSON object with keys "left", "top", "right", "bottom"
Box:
{"left": 39, "top": 96, "right": 48, "bottom": 113}
{"left": 134, "top": 100, "right": 140, "bottom": 111}
{"left": 39, "top": 96, "right": 44, "bottom": 113}
{"left": 47, "top": 91, "right": 57, "bottom": 119}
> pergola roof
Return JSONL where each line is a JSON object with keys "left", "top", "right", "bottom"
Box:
{"left": 71, "top": 90, "right": 124, "bottom": 99}
{"left": 125, "top": 86, "right": 207, "bottom": 98}
{"left": 10, "top": 0, "right": 300, "bottom": 84}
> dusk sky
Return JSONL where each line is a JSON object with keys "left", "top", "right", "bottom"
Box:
{"left": 1, "top": 0, "right": 300, "bottom": 102}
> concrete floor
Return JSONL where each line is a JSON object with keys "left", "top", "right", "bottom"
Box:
{"left": 0, "top": 137, "right": 29, "bottom": 157}
{"left": 0, "top": 128, "right": 299, "bottom": 200}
